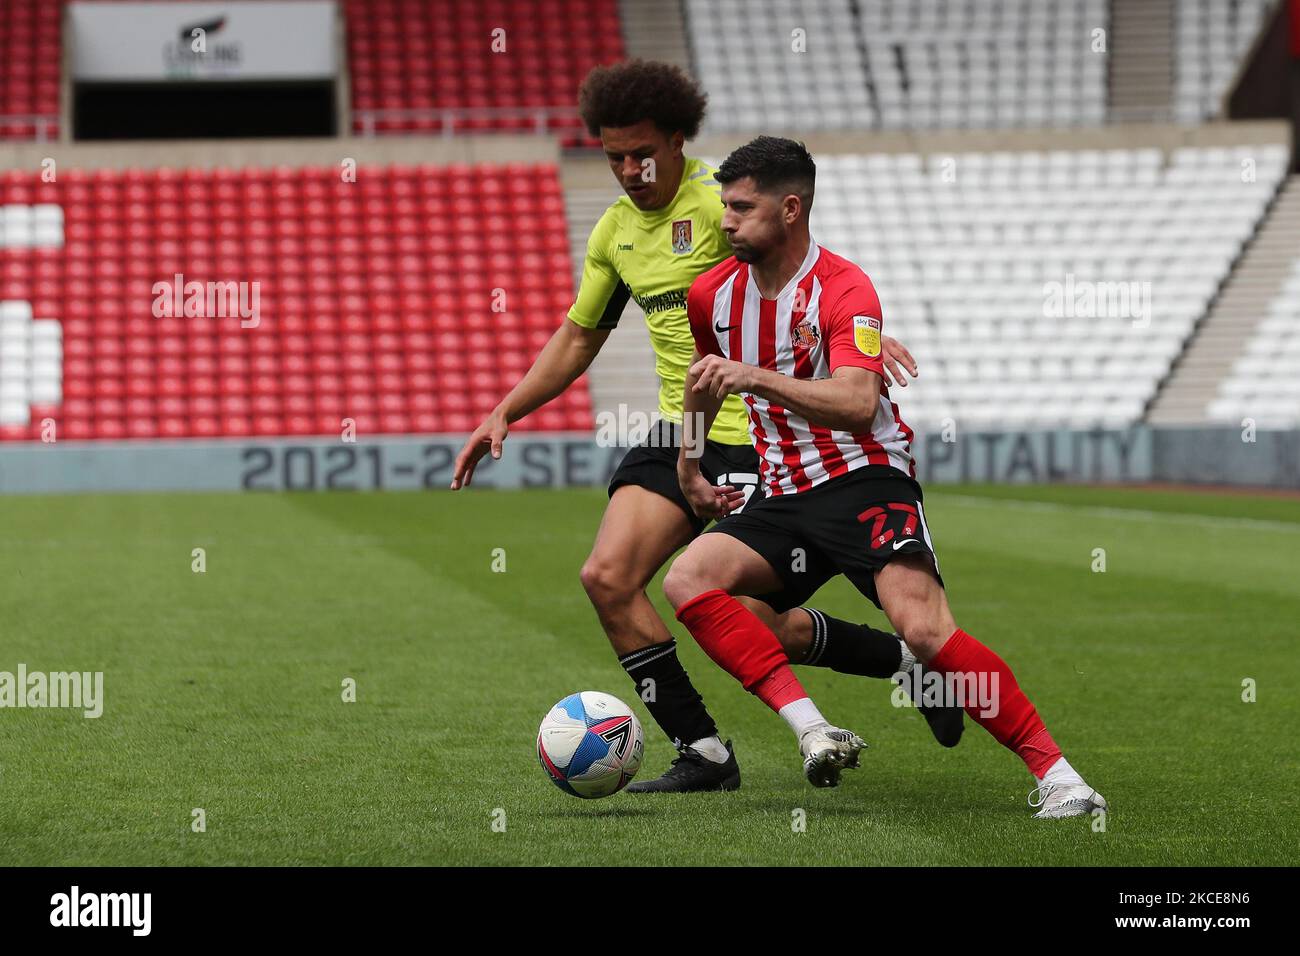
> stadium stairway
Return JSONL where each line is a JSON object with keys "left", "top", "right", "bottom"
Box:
{"left": 560, "top": 160, "right": 660, "bottom": 435}
{"left": 1108, "top": 0, "right": 1175, "bottom": 123}
{"left": 618, "top": 0, "right": 693, "bottom": 71}
{"left": 1174, "top": 0, "right": 1279, "bottom": 123}
{"left": 1148, "top": 173, "right": 1300, "bottom": 424}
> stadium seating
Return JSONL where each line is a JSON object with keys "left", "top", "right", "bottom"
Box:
{"left": 0, "top": 0, "right": 61, "bottom": 140}
{"left": 687, "top": 0, "right": 1108, "bottom": 132}
{"left": 0, "top": 300, "right": 61, "bottom": 430}
{"left": 1173, "top": 0, "right": 1277, "bottom": 123}
{"left": 0, "top": 163, "right": 592, "bottom": 440}
{"left": 344, "top": 0, "right": 624, "bottom": 140}
{"left": 1208, "top": 255, "right": 1300, "bottom": 426}
{"left": 0, "top": 0, "right": 624, "bottom": 143}
{"left": 807, "top": 143, "right": 1290, "bottom": 428}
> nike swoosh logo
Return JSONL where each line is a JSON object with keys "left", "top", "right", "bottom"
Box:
{"left": 714, "top": 322, "right": 740, "bottom": 333}
{"left": 892, "top": 539, "right": 921, "bottom": 550}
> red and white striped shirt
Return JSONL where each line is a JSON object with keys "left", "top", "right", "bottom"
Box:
{"left": 687, "top": 240, "right": 914, "bottom": 495}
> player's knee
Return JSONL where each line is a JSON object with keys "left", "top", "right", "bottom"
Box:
{"left": 662, "top": 554, "right": 713, "bottom": 612}
{"left": 898, "top": 617, "right": 948, "bottom": 663}
{"left": 579, "top": 555, "right": 634, "bottom": 609}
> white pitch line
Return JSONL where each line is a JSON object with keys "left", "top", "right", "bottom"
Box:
{"left": 938, "top": 493, "right": 1300, "bottom": 534}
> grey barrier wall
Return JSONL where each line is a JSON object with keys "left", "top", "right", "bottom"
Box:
{"left": 1150, "top": 426, "right": 1300, "bottom": 487}
{"left": 0, "top": 427, "right": 1295, "bottom": 494}
{"left": 916, "top": 427, "right": 1152, "bottom": 485}
{"left": 0, "top": 434, "right": 625, "bottom": 494}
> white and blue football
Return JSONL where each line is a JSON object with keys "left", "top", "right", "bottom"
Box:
{"left": 537, "top": 691, "right": 644, "bottom": 798}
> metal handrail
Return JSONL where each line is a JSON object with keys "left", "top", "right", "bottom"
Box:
{"left": 0, "top": 115, "right": 60, "bottom": 142}
{"left": 0, "top": 109, "right": 585, "bottom": 141}
{"left": 351, "top": 106, "right": 583, "bottom": 138}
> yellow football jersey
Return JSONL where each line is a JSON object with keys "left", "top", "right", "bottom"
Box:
{"left": 567, "top": 156, "right": 750, "bottom": 446}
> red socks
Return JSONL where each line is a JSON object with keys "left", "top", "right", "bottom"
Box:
{"left": 675, "top": 589, "right": 809, "bottom": 711}
{"left": 931, "top": 628, "right": 1062, "bottom": 778}
{"left": 674, "top": 591, "right": 1062, "bottom": 778}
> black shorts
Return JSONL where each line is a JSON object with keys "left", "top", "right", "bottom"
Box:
{"left": 705, "top": 465, "right": 944, "bottom": 613}
{"left": 608, "top": 419, "right": 761, "bottom": 535}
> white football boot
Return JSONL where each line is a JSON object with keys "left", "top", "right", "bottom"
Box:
{"left": 1028, "top": 781, "right": 1108, "bottom": 819}
{"left": 798, "top": 725, "right": 867, "bottom": 788}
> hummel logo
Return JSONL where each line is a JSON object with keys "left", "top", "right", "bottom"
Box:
{"left": 714, "top": 321, "right": 740, "bottom": 333}
{"left": 892, "top": 539, "right": 920, "bottom": 550}
{"left": 618, "top": 243, "right": 634, "bottom": 251}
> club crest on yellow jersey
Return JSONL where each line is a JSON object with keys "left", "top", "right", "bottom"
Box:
{"left": 671, "top": 219, "right": 693, "bottom": 255}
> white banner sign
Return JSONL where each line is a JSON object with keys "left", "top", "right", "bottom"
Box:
{"left": 69, "top": 1, "right": 337, "bottom": 81}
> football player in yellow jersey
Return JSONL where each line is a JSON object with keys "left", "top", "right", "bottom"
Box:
{"left": 451, "top": 60, "right": 959, "bottom": 792}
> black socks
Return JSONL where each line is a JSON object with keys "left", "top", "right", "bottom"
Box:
{"left": 618, "top": 639, "right": 718, "bottom": 747}
{"left": 800, "top": 607, "right": 905, "bottom": 679}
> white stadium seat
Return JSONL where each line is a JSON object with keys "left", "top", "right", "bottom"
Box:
{"left": 776, "top": 144, "right": 1292, "bottom": 429}
{"left": 686, "top": 0, "right": 1109, "bottom": 132}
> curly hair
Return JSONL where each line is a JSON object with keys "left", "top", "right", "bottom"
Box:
{"left": 577, "top": 59, "right": 708, "bottom": 139}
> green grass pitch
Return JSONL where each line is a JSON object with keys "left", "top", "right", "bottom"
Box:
{"left": 1, "top": 483, "right": 1296, "bottom": 866}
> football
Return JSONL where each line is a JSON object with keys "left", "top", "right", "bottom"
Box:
{"left": 536, "top": 691, "right": 644, "bottom": 798}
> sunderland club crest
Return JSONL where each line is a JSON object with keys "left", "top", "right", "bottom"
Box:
{"left": 791, "top": 319, "right": 821, "bottom": 350}
{"left": 671, "top": 218, "right": 693, "bottom": 254}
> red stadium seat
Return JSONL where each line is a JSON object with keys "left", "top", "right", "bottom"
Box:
{"left": 0, "top": 160, "right": 585, "bottom": 440}
{"left": 1, "top": 1, "right": 618, "bottom": 148}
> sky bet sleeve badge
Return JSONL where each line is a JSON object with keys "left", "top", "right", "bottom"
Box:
{"left": 853, "top": 315, "right": 881, "bottom": 357}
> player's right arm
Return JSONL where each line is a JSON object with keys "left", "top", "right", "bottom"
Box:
{"left": 678, "top": 349, "right": 742, "bottom": 519}
{"left": 449, "top": 319, "right": 609, "bottom": 489}
{"left": 676, "top": 281, "right": 745, "bottom": 519}
{"left": 450, "top": 212, "right": 623, "bottom": 490}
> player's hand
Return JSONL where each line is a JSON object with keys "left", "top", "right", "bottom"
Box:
{"left": 678, "top": 466, "right": 745, "bottom": 520}
{"left": 690, "top": 354, "right": 753, "bottom": 399}
{"left": 450, "top": 411, "right": 508, "bottom": 490}
{"left": 880, "top": 335, "right": 918, "bottom": 388}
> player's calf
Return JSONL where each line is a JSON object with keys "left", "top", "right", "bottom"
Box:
{"left": 876, "top": 556, "right": 1102, "bottom": 816}
{"left": 751, "top": 601, "right": 963, "bottom": 749}
{"left": 580, "top": 502, "right": 735, "bottom": 783}
{"left": 673, "top": 586, "right": 868, "bottom": 788}
{"left": 744, "top": 598, "right": 902, "bottom": 678}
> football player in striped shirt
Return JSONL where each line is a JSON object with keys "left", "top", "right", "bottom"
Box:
{"left": 665, "top": 137, "right": 1106, "bottom": 817}
{"left": 450, "top": 61, "right": 962, "bottom": 793}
